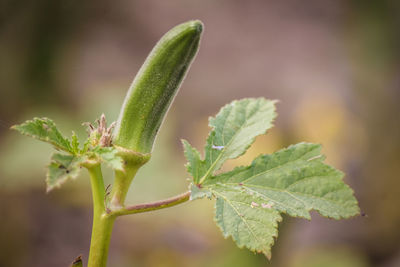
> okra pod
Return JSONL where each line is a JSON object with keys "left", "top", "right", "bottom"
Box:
{"left": 113, "top": 20, "right": 203, "bottom": 153}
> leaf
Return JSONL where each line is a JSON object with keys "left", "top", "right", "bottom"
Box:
{"left": 71, "top": 131, "right": 80, "bottom": 154}
{"left": 81, "top": 138, "right": 91, "bottom": 153}
{"left": 183, "top": 98, "right": 360, "bottom": 258}
{"left": 206, "top": 143, "right": 360, "bottom": 220}
{"left": 12, "top": 118, "right": 73, "bottom": 153}
{"left": 191, "top": 143, "right": 359, "bottom": 257}
{"left": 46, "top": 146, "right": 123, "bottom": 191}
{"left": 46, "top": 153, "right": 85, "bottom": 192}
{"left": 184, "top": 98, "right": 277, "bottom": 184}
{"left": 212, "top": 184, "right": 282, "bottom": 259}
{"left": 92, "top": 146, "right": 124, "bottom": 171}
{"left": 182, "top": 140, "right": 206, "bottom": 184}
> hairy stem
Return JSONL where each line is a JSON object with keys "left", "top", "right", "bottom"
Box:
{"left": 87, "top": 164, "right": 115, "bottom": 267}
{"left": 109, "top": 146, "right": 151, "bottom": 209}
{"left": 109, "top": 166, "right": 140, "bottom": 209}
{"left": 86, "top": 152, "right": 189, "bottom": 265}
{"left": 111, "top": 191, "right": 191, "bottom": 216}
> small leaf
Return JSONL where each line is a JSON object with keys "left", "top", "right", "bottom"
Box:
{"left": 92, "top": 147, "right": 124, "bottom": 171}
{"left": 81, "top": 138, "right": 90, "bottom": 153}
{"left": 12, "top": 118, "right": 73, "bottom": 153}
{"left": 71, "top": 131, "right": 80, "bottom": 154}
{"left": 46, "top": 153, "right": 84, "bottom": 192}
{"left": 182, "top": 140, "right": 205, "bottom": 184}
{"left": 183, "top": 98, "right": 277, "bottom": 185}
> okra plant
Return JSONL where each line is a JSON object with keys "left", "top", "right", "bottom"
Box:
{"left": 12, "top": 20, "right": 360, "bottom": 266}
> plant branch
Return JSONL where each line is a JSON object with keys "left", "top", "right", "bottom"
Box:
{"left": 88, "top": 164, "right": 106, "bottom": 214}
{"left": 111, "top": 191, "right": 191, "bottom": 216}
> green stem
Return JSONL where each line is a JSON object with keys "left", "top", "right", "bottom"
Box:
{"left": 109, "top": 166, "right": 140, "bottom": 209}
{"left": 86, "top": 150, "right": 189, "bottom": 266}
{"left": 109, "top": 146, "right": 151, "bottom": 209}
{"left": 87, "top": 164, "right": 116, "bottom": 267}
{"left": 111, "top": 191, "right": 191, "bottom": 216}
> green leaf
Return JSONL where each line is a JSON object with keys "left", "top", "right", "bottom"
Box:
{"left": 182, "top": 98, "right": 360, "bottom": 258}
{"left": 191, "top": 143, "right": 359, "bottom": 257}
{"left": 92, "top": 147, "right": 124, "bottom": 171}
{"left": 212, "top": 184, "right": 282, "bottom": 259}
{"left": 12, "top": 118, "right": 73, "bottom": 153}
{"left": 71, "top": 131, "right": 80, "bottom": 154}
{"left": 206, "top": 143, "right": 359, "bottom": 220}
{"left": 46, "top": 153, "right": 85, "bottom": 192}
{"left": 184, "top": 98, "right": 277, "bottom": 184}
{"left": 182, "top": 140, "right": 206, "bottom": 184}
{"left": 46, "top": 146, "right": 123, "bottom": 191}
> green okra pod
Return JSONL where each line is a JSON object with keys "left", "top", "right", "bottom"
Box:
{"left": 113, "top": 20, "right": 203, "bottom": 153}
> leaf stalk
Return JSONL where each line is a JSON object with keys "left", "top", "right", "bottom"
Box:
{"left": 110, "top": 191, "right": 191, "bottom": 216}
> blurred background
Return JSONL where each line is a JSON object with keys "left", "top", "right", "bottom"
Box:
{"left": 1, "top": 0, "right": 399, "bottom": 266}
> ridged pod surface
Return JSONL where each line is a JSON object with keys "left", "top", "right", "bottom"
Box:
{"left": 113, "top": 20, "right": 203, "bottom": 153}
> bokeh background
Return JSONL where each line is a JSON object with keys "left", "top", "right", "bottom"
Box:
{"left": 1, "top": 1, "right": 399, "bottom": 266}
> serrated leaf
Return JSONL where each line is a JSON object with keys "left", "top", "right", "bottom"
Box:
{"left": 212, "top": 184, "right": 282, "bottom": 259}
{"left": 183, "top": 97, "right": 360, "bottom": 258}
{"left": 12, "top": 118, "right": 73, "bottom": 153}
{"left": 182, "top": 140, "right": 206, "bottom": 184}
{"left": 46, "top": 153, "right": 84, "bottom": 192}
{"left": 71, "top": 131, "right": 80, "bottom": 154}
{"left": 206, "top": 143, "right": 359, "bottom": 220}
{"left": 183, "top": 98, "right": 277, "bottom": 184}
{"left": 82, "top": 138, "right": 90, "bottom": 153}
{"left": 92, "top": 147, "right": 124, "bottom": 171}
{"left": 205, "top": 98, "right": 276, "bottom": 172}
{"left": 192, "top": 143, "right": 359, "bottom": 257}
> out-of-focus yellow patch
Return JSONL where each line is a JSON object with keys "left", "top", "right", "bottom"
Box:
{"left": 292, "top": 93, "right": 367, "bottom": 168}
